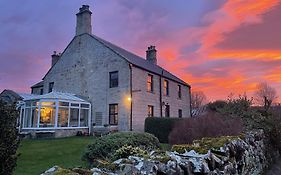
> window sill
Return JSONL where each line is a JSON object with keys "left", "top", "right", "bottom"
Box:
{"left": 147, "top": 91, "right": 155, "bottom": 94}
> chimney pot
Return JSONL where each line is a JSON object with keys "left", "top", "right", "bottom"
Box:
{"left": 51, "top": 51, "right": 60, "bottom": 67}
{"left": 146, "top": 45, "right": 157, "bottom": 64}
{"left": 76, "top": 5, "right": 92, "bottom": 36}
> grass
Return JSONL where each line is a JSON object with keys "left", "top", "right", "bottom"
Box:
{"left": 14, "top": 136, "right": 170, "bottom": 175}
{"left": 14, "top": 136, "right": 94, "bottom": 175}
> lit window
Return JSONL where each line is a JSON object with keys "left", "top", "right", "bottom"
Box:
{"left": 58, "top": 107, "right": 69, "bottom": 127}
{"left": 147, "top": 74, "right": 153, "bottom": 92}
{"left": 148, "top": 105, "right": 154, "bottom": 117}
{"left": 109, "top": 104, "right": 118, "bottom": 125}
{"left": 178, "top": 85, "right": 182, "bottom": 99}
{"left": 164, "top": 80, "right": 169, "bottom": 96}
{"left": 39, "top": 106, "right": 56, "bottom": 127}
{"left": 109, "top": 71, "right": 118, "bottom": 88}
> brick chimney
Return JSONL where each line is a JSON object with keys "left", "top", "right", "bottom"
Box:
{"left": 51, "top": 51, "right": 60, "bottom": 67}
{"left": 76, "top": 5, "right": 92, "bottom": 36}
{"left": 146, "top": 46, "right": 157, "bottom": 64}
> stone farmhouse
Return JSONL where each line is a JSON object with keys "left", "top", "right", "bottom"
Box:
{"left": 1, "top": 5, "right": 191, "bottom": 137}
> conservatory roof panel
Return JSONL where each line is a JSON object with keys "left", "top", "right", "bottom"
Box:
{"left": 23, "top": 92, "right": 88, "bottom": 103}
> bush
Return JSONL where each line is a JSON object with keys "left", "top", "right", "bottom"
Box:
{"left": 169, "top": 112, "right": 243, "bottom": 145}
{"left": 0, "top": 101, "right": 19, "bottom": 175}
{"left": 172, "top": 135, "right": 241, "bottom": 154}
{"left": 145, "top": 117, "right": 182, "bottom": 143}
{"left": 83, "top": 132, "right": 160, "bottom": 165}
{"left": 268, "top": 107, "right": 281, "bottom": 151}
{"left": 207, "top": 100, "right": 227, "bottom": 112}
{"left": 112, "top": 145, "right": 148, "bottom": 160}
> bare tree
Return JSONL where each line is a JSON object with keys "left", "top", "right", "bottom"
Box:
{"left": 254, "top": 82, "right": 278, "bottom": 110}
{"left": 191, "top": 91, "right": 207, "bottom": 109}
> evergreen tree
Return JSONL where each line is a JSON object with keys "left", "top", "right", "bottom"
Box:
{"left": 0, "top": 100, "right": 19, "bottom": 175}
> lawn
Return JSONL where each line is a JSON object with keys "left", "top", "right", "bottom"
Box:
{"left": 14, "top": 136, "right": 170, "bottom": 175}
{"left": 14, "top": 136, "right": 94, "bottom": 175}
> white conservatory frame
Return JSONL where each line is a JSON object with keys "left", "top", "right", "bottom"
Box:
{"left": 18, "top": 92, "right": 91, "bottom": 134}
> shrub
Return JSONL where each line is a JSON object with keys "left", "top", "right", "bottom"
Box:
{"left": 171, "top": 135, "right": 242, "bottom": 154}
{"left": 268, "top": 107, "right": 281, "bottom": 151}
{"left": 144, "top": 117, "right": 182, "bottom": 143}
{"left": 207, "top": 100, "right": 227, "bottom": 112}
{"left": 0, "top": 100, "right": 19, "bottom": 175}
{"left": 83, "top": 132, "right": 160, "bottom": 165}
{"left": 112, "top": 145, "right": 148, "bottom": 160}
{"left": 169, "top": 112, "right": 243, "bottom": 145}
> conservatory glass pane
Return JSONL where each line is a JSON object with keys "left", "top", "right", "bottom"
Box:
{"left": 80, "top": 109, "right": 88, "bottom": 127}
{"left": 81, "top": 104, "right": 89, "bottom": 108}
{"left": 71, "top": 103, "right": 79, "bottom": 107}
{"left": 31, "top": 108, "right": 38, "bottom": 127}
{"left": 25, "top": 101, "right": 31, "bottom": 107}
{"left": 32, "top": 101, "right": 39, "bottom": 107}
{"left": 39, "top": 106, "right": 56, "bottom": 127}
{"left": 20, "top": 108, "right": 24, "bottom": 128}
{"left": 70, "top": 108, "right": 79, "bottom": 127}
{"left": 59, "top": 102, "right": 69, "bottom": 107}
{"left": 41, "top": 101, "right": 55, "bottom": 106}
{"left": 24, "top": 108, "right": 31, "bottom": 127}
{"left": 58, "top": 107, "right": 69, "bottom": 127}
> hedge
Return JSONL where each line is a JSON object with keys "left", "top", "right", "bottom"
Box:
{"left": 144, "top": 117, "right": 182, "bottom": 143}
{"left": 82, "top": 132, "right": 160, "bottom": 165}
{"left": 0, "top": 101, "right": 19, "bottom": 175}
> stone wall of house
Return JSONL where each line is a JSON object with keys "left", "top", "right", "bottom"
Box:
{"left": 43, "top": 33, "right": 191, "bottom": 132}
{"left": 131, "top": 66, "right": 191, "bottom": 131}
{"left": 31, "top": 86, "right": 43, "bottom": 95}
{"left": 21, "top": 128, "right": 89, "bottom": 138}
{"left": 43, "top": 34, "right": 131, "bottom": 131}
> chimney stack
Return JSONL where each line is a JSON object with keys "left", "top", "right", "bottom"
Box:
{"left": 146, "top": 46, "right": 157, "bottom": 64}
{"left": 76, "top": 5, "right": 92, "bottom": 36}
{"left": 51, "top": 51, "right": 60, "bottom": 67}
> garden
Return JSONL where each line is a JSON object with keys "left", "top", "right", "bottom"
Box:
{"left": 40, "top": 96, "right": 281, "bottom": 174}
{"left": 1, "top": 95, "right": 281, "bottom": 175}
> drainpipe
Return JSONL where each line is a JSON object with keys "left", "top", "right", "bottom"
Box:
{"left": 189, "top": 86, "right": 192, "bottom": 117}
{"left": 159, "top": 70, "right": 163, "bottom": 117}
{"left": 129, "top": 64, "right": 133, "bottom": 131}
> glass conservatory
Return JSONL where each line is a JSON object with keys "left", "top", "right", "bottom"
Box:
{"left": 19, "top": 92, "right": 91, "bottom": 133}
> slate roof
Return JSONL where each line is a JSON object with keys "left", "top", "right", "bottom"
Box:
{"left": 31, "top": 81, "right": 44, "bottom": 88}
{"left": 43, "top": 34, "right": 190, "bottom": 87}
{"left": 90, "top": 34, "right": 190, "bottom": 86}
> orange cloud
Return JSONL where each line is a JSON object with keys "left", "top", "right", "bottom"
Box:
{"left": 200, "top": 0, "right": 280, "bottom": 52}
{"left": 264, "top": 67, "right": 281, "bottom": 83}
{"left": 183, "top": 0, "right": 281, "bottom": 101}
{"left": 209, "top": 50, "right": 281, "bottom": 61}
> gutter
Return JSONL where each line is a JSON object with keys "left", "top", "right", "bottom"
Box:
{"left": 160, "top": 70, "right": 163, "bottom": 117}
{"left": 129, "top": 64, "right": 133, "bottom": 131}
{"left": 189, "top": 86, "right": 192, "bottom": 117}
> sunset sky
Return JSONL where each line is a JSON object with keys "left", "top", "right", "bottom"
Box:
{"left": 0, "top": 0, "right": 281, "bottom": 102}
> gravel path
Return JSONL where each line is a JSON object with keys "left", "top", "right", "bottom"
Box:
{"left": 267, "top": 160, "right": 281, "bottom": 175}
